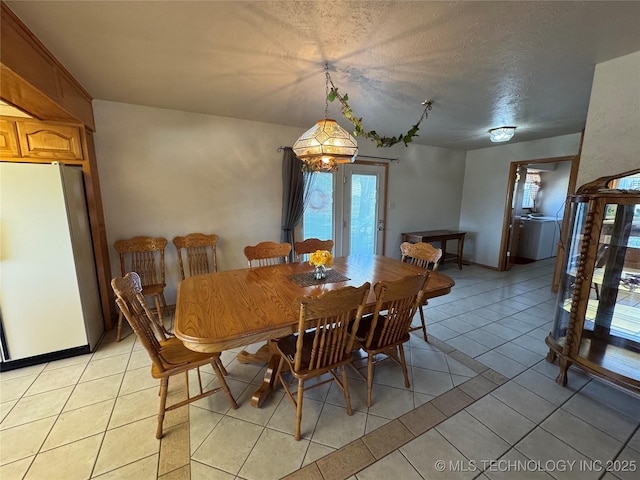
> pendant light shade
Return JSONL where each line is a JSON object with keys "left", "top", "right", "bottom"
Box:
{"left": 292, "top": 65, "right": 358, "bottom": 172}
{"left": 293, "top": 119, "right": 358, "bottom": 171}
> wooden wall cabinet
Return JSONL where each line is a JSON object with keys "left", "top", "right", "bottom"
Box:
{"left": 0, "top": 118, "right": 20, "bottom": 157}
{"left": 1, "top": 117, "right": 83, "bottom": 162}
{"left": 16, "top": 120, "right": 83, "bottom": 160}
{"left": 546, "top": 169, "right": 640, "bottom": 394}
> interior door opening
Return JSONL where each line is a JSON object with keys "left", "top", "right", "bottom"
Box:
{"left": 499, "top": 156, "right": 578, "bottom": 272}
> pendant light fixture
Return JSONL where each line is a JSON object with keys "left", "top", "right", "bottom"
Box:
{"left": 293, "top": 65, "right": 358, "bottom": 172}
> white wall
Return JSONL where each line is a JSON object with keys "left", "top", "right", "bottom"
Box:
{"left": 537, "top": 161, "right": 572, "bottom": 218}
{"left": 377, "top": 143, "right": 467, "bottom": 259}
{"left": 460, "top": 134, "right": 582, "bottom": 268}
{"left": 578, "top": 51, "right": 640, "bottom": 187}
{"left": 93, "top": 100, "right": 466, "bottom": 303}
{"left": 94, "top": 101, "right": 299, "bottom": 302}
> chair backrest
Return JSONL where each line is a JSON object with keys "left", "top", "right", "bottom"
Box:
{"left": 400, "top": 242, "right": 442, "bottom": 271}
{"left": 114, "top": 236, "right": 168, "bottom": 287}
{"left": 173, "top": 233, "right": 218, "bottom": 280}
{"left": 111, "top": 272, "right": 170, "bottom": 373}
{"left": 294, "top": 238, "right": 334, "bottom": 262}
{"left": 292, "top": 282, "right": 371, "bottom": 372}
{"left": 244, "top": 241, "right": 292, "bottom": 267}
{"left": 364, "top": 273, "right": 430, "bottom": 350}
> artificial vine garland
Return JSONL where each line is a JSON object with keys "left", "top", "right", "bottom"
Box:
{"left": 326, "top": 72, "right": 432, "bottom": 148}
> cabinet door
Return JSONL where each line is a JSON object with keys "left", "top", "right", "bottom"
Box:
{"left": 0, "top": 119, "right": 20, "bottom": 157}
{"left": 16, "top": 121, "right": 83, "bottom": 160}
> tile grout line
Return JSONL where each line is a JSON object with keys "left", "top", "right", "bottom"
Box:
{"left": 308, "top": 340, "right": 593, "bottom": 480}
{"left": 284, "top": 338, "right": 508, "bottom": 480}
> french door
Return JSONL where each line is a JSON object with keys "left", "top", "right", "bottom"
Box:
{"left": 303, "top": 163, "right": 386, "bottom": 256}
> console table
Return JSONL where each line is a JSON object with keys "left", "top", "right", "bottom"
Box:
{"left": 401, "top": 230, "right": 467, "bottom": 269}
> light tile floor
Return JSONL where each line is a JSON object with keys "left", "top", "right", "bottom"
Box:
{"left": 1, "top": 258, "right": 639, "bottom": 479}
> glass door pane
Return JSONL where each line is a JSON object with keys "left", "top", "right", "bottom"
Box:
{"left": 349, "top": 173, "right": 378, "bottom": 255}
{"left": 302, "top": 163, "right": 386, "bottom": 257}
{"left": 589, "top": 201, "right": 640, "bottom": 344}
{"left": 341, "top": 163, "right": 385, "bottom": 256}
{"left": 552, "top": 200, "right": 588, "bottom": 341}
{"left": 303, "top": 172, "right": 334, "bottom": 242}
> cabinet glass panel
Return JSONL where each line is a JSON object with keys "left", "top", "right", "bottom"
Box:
{"left": 551, "top": 200, "right": 588, "bottom": 341}
{"left": 585, "top": 202, "right": 640, "bottom": 345}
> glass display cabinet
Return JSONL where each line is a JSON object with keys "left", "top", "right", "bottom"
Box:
{"left": 546, "top": 169, "right": 640, "bottom": 393}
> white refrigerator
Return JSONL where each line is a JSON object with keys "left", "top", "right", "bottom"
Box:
{"left": 0, "top": 162, "right": 104, "bottom": 369}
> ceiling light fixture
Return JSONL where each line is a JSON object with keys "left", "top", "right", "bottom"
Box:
{"left": 293, "top": 65, "right": 357, "bottom": 173}
{"left": 489, "top": 126, "right": 517, "bottom": 143}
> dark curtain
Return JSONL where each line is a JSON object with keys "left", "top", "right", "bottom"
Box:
{"left": 281, "top": 147, "right": 315, "bottom": 261}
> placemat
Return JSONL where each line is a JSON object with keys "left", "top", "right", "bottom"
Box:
{"left": 288, "top": 269, "right": 351, "bottom": 288}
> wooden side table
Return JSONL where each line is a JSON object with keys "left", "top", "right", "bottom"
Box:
{"left": 401, "top": 230, "right": 467, "bottom": 269}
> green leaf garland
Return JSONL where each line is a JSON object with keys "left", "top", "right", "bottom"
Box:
{"left": 326, "top": 74, "right": 432, "bottom": 148}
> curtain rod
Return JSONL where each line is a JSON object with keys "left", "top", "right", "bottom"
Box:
{"left": 277, "top": 146, "right": 398, "bottom": 163}
{"left": 357, "top": 154, "right": 399, "bottom": 163}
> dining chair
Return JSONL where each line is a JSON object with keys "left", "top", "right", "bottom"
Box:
{"left": 244, "top": 241, "right": 291, "bottom": 267}
{"left": 111, "top": 272, "right": 238, "bottom": 439}
{"left": 173, "top": 232, "right": 219, "bottom": 280}
{"left": 113, "top": 235, "right": 169, "bottom": 341}
{"left": 350, "top": 273, "right": 430, "bottom": 407}
{"left": 400, "top": 241, "right": 443, "bottom": 341}
{"left": 294, "top": 238, "right": 334, "bottom": 262}
{"left": 273, "top": 282, "right": 371, "bottom": 440}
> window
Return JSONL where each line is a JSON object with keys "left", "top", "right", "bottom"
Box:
{"left": 610, "top": 173, "right": 640, "bottom": 190}
{"left": 522, "top": 173, "right": 541, "bottom": 209}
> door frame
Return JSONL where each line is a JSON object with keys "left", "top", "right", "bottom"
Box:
{"left": 297, "top": 159, "right": 390, "bottom": 257}
{"left": 498, "top": 155, "right": 579, "bottom": 272}
{"left": 505, "top": 164, "right": 529, "bottom": 271}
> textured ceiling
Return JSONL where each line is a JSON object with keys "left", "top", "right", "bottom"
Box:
{"left": 5, "top": 1, "right": 640, "bottom": 150}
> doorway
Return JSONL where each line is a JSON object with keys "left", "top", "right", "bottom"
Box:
{"left": 498, "top": 155, "right": 579, "bottom": 272}
{"left": 302, "top": 161, "right": 388, "bottom": 256}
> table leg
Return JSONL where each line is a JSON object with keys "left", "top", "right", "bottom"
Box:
{"left": 236, "top": 342, "right": 272, "bottom": 364}
{"left": 457, "top": 235, "right": 464, "bottom": 269}
{"left": 236, "top": 342, "right": 282, "bottom": 408}
{"left": 441, "top": 240, "right": 447, "bottom": 266}
{"left": 251, "top": 353, "right": 281, "bottom": 407}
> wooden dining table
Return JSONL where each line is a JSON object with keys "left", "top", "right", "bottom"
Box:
{"left": 174, "top": 254, "right": 455, "bottom": 406}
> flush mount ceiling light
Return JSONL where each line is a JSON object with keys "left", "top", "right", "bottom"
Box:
{"left": 293, "top": 66, "right": 357, "bottom": 173}
{"left": 489, "top": 126, "right": 517, "bottom": 143}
